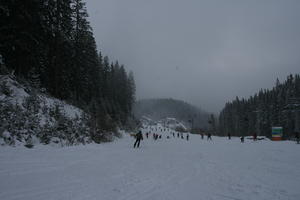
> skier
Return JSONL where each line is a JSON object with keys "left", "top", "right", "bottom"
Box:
{"left": 172, "top": 132, "right": 175, "bottom": 137}
{"left": 295, "top": 131, "right": 299, "bottom": 144}
{"left": 253, "top": 132, "right": 257, "bottom": 141}
{"left": 207, "top": 133, "right": 212, "bottom": 140}
{"left": 177, "top": 133, "right": 180, "bottom": 138}
{"left": 186, "top": 133, "right": 189, "bottom": 141}
{"left": 201, "top": 133, "right": 204, "bottom": 140}
{"left": 228, "top": 133, "right": 231, "bottom": 140}
{"left": 240, "top": 136, "right": 244, "bottom": 143}
{"left": 146, "top": 132, "right": 149, "bottom": 139}
{"left": 133, "top": 131, "right": 143, "bottom": 148}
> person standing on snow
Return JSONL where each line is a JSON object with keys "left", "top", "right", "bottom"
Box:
{"left": 240, "top": 136, "right": 244, "bottom": 143}
{"left": 207, "top": 133, "right": 212, "bottom": 140}
{"left": 134, "top": 131, "right": 143, "bottom": 148}
{"left": 201, "top": 133, "right": 204, "bottom": 140}
{"left": 253, "top": 132, "right": 257, "bottom": 141}
{"left": 228, "top": 133, "right": 231, "bottom": 140}
{"left": 186, "top": 133, "right": 189, "bottom": 141}
{"left": 295, "top": 131, "right": 299, "bottom": 144}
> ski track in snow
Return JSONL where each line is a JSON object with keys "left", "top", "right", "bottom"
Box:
{"left": 0, "top": 125, "right": 300, "bottom": 200}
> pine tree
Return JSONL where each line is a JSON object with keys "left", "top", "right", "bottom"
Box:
{"left": 219, "top": 74, "right": 300, "bottom": 138}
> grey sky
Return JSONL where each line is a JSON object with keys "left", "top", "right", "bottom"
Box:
{"left": 86, "top": 0, "right": 300, "bottom": 113}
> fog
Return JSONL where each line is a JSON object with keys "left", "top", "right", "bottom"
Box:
{"left": 86, "top": 0, "right": 300, "bottom": 113}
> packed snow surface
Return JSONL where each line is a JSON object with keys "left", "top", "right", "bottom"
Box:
{"left": 0, "top": 125, "right": 300, "bottom": 200}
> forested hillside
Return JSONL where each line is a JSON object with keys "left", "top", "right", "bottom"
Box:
{"left": 134, "top": 98, "right": 209, "bottom": 129}
{"left": 0, "top": 0, "right": 136, "bottom": 134}
{"left": 219, "top": 74, "right": 300, "bottom": 138}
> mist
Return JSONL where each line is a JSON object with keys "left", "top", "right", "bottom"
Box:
{"left": 86, "top": 0, "right": 300, "bottom": 113}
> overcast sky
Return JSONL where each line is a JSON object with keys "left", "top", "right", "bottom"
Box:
{"left": 86, "top": 0, "right": 300, "bottom": 113}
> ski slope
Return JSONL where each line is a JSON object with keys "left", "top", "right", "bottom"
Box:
{"left": 0, "top": 126, "right": 300, "bottom": 200}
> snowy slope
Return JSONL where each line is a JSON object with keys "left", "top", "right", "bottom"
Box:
{"left": 0, "top": 75, "right": 91, "bottom": 146}
{"left": 0, "top": 126, "right": 299, "bottom": 200}
{"left": 159, "top": 117, "right": 188, "bottom": 131}
{"left": 141, "top": 116, "right": 187, "bottom": 131}
{"left": 0, "top": 75, "right": 83, "bottom": 119}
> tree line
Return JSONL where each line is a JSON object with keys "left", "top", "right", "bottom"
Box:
{"left": 219, "top": 74, "right": 300, "bottom": 138}
{"left": 0, "top": 0, "right": 136, "bottom": 131}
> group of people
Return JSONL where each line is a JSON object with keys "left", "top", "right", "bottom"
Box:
{"left": 152, "top": 133, "right": 162, "bottom": 140}
{"left": 133, "top": 128, "right": 300, "bottom": 148}
{"left": 133, "top": 127, "right": 191, "bottom": 148}
{"left": 172, "top": 132, "right": 189, "bottom": 140}
{"left": 199, "top": 133, "right": 212, "bottom": 140}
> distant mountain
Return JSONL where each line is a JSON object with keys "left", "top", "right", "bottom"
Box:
{"left": 133, "top": 98, "right": 209, "bottom": 129}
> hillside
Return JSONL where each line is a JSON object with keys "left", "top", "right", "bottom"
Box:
{"left": 0, "top": 0, "right": 136, "bottom": 133}
{"left": 0, "top": 75, "right": 120, "bottom": 147}
{"left": 133, "top": 98, "right": 209, "bottom": 129}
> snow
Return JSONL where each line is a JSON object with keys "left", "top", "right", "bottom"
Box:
{"left": 0, "top": 125, "right": 299, "bottom": 200}
{"left": 0, "top": 75, "right": 83, "bottom": 121}
{"left": 0, "top": 75, "right": 29, "bottom": 105}
{"left": 2, "top": 130, "right": 11, "bottom": 138}
{"left": 41, "top": 95, "right": 82, "bottom": 119}
{"left": 0, "top": 75, "right": 85, "bottom": 144}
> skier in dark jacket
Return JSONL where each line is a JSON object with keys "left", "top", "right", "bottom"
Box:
{"left": 240, "top": 136, "right": 244, "bottom": 143}
{"left": 134, "top": 131, "right": 143, "bottom": 148}
{"left": 295, "top": 132, "right": 299, "bottom": 144}
{"left": 207, "top": 133, "right": 212, "bottom": 140}
{"left": 186, "top": 134, "right": 189, "bottom": 141}
{"left": 228, "top": 133, "right": 231, "bottom": 140}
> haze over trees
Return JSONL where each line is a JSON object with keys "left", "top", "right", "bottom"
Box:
{"left": 134, "top": 98, "right": 209, "bottom": 129}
